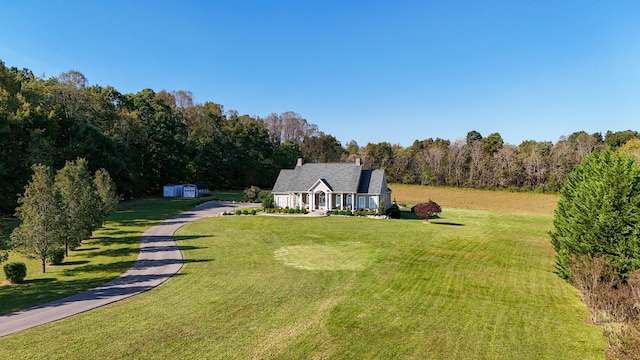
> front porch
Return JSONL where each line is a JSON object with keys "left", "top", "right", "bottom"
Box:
{"left": 285, "top": 191, "right": 358, "bottom": 212}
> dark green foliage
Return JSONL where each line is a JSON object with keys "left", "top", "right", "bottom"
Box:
{"left": 604, "top": 130, "right": 639, "bottom": 150}
{"left": 3, "top": 262, "right": 27, "bottom": 283}
{"left": 47, "top": 248, "right": 66, "bottom": 265}
{"left": 386, "top": 206, "right": 402, "bottom": 219}
{"left": 250, "top": 209, "right": 257, "bottom": 215}
{"left": 550, "top": 149, "right": 640, "bottom": 280}
{"left": 242, "top": 209, "right": 249, "bottom": 215}
{"left": 300, "top": 133, "right": 344, "bottom": 163}
{"left": 413, "top": 200, "right": 442, "bottom": 221}
{"left": 234, "top": 210, "right": 242, "bottom": 215}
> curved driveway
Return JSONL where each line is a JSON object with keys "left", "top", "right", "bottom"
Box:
{"left": 0, "top": 201, "right": 256, "bottom": 337}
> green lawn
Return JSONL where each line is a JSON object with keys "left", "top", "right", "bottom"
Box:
{"left": 0, "top": 209, "right": 606, "bottom": 359}
{"left": 0, "top": 196, "right": 203, "bottom": 314}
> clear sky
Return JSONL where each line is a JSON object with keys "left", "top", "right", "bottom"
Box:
{"left": 1, "top": 1, "right": 639, "bottom": 147}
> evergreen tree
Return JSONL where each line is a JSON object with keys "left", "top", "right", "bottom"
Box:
{"left": 11, "top": 165, "right": 63, "bottom": 273}
{"left": 550, "top": 149, "right": 640, "bottom": 280}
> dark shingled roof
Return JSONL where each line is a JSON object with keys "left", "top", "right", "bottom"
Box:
{"left": 273, "top": 162, "right": 389, "bottom": 195}
{"left": 357, "top": 169, "right": 386, "bottom": 194}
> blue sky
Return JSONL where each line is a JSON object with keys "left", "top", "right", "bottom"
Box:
{"left": 1, "top": 1, "right": 639, "bottom": 147}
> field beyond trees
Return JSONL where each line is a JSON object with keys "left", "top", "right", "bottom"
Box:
{"left": 391, "top": 184, "right": 559, "bottom": 216}
{"left": 0, "top": 187, "right": 606, "bottom": 359}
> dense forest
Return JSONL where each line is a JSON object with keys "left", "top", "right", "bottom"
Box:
{"left": 1, "top": 59, "right": 639, "bottom": 215}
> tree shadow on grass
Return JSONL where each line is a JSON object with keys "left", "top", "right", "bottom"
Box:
{"left": 72, "top": 247, "right": 99, "bottom": 252}
{"left": 62, "top": 260, "right": 137, "bottom": 277}
{"left": 55, "top": 260, "right": 91, "bottom": 266}
{"left": 90, "top": 235, "right": 140, "bottom": 247}
{"left": 431, "top": 221, "right": 465, "bottom": 226}
{"left": 174, "top": 234, "right": 216, "bottom": 242}
{"left": 0, "top": 276, "right": 116, "bottom": 315}
{"left": 21, "top": 278, "right": 56, "bottom": 285}
{"left": 399, "top": 211, "right": 465, "bottom": 226}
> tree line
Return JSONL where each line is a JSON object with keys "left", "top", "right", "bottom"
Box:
{"left": 10, "top": 158, "right": 118, "bottom": 272}
{"left": 2, "top": 59, "right": 639, "bottom": 217}
{"left": 350, "top": 130, "right": 640, "bottom": 192}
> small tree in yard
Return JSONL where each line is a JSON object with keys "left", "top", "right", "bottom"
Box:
{"left": 413, "top": 200, "right": 442, "bottom": 223}
{"left": 378, "top": 199, "right": 386, "bottom": 215}
{"left": 11, "top": 164, "right": 63, "bottom": 273}
{"left": 93, "top": 168, "right": 119, "bottom": 226}
{"left": 55, "top": 158, "right": 101, "bottom": 256}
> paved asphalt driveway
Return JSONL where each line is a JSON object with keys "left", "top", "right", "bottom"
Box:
{"left": 0, "top": 201, "right": 256, "bottom": 338}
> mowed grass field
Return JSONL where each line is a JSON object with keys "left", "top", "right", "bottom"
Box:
{"left": 391, "top": 184, "right": 560, "bottom": 216}
{"left": 0, "top": 185, "right": 606, "bottom": 359}
{"left": 0, "top": 196, "right": 204, "bottom": 314}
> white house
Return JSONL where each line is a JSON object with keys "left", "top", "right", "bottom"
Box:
{"left": 271, "top": 158, "right": 392, "bottom": 213}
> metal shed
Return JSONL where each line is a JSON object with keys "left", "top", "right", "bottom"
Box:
{"left": 163, "top": 183, "right": 208, "bottom": 198}
{"left": 163, "top": 184, "right": 183, "bottom": 197}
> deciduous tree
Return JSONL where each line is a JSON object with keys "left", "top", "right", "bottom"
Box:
{"left": 93, "top": 168, "right": 119, "bottom": 226}
{"left": 11, "top": 165, "right": 63, "bottom": 273}
{"left": 54, "top": 158, "right": 100, "bottom": 256}
{"left": 413, "top": 200, "right": 442, "bottom": 223}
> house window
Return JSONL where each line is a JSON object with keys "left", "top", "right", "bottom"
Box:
{"left": 346, "top": 195, "right": 352, "bottom": 208}
{"left": 358, "top": 196, "right": 365, "bottom": 209}
{"left": 369, "top": 197, "right": 376, "bottom": 209}
{"left": 319, "top": 192, "right": 326, "bottom": 207}
{"left": 336, "top": 194, "right": 342, "bottom": 209}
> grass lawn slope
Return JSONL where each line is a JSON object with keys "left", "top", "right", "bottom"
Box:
{"left": 0, "top": 203, "right": 606, "bottom": 358}
{"left": 0, "top": 196, "right": 203, "bottom": 314}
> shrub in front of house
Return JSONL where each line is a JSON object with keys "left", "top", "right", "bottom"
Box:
{"left": 261, "top": 192, "right": 274, "bottom": 209}
{"left": 354, "top": 209, "right": 379, "bottom": 217}
{"left": 386, "top": 206, "right": 402, "bottom": 219}
{"left": 235, "top": 210, "right": 242, "bottom": 215}
{"left": 354, "top": 209, "right": 366, "bottom": 216}
{"left": 242, "top": 209, "right": 249, "bottom": 215}
{"left": 250, "top": 209, "right": 257, "bottom": 215}
{"left": 4, "top": 262, "right": 27, "bottom": 283}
